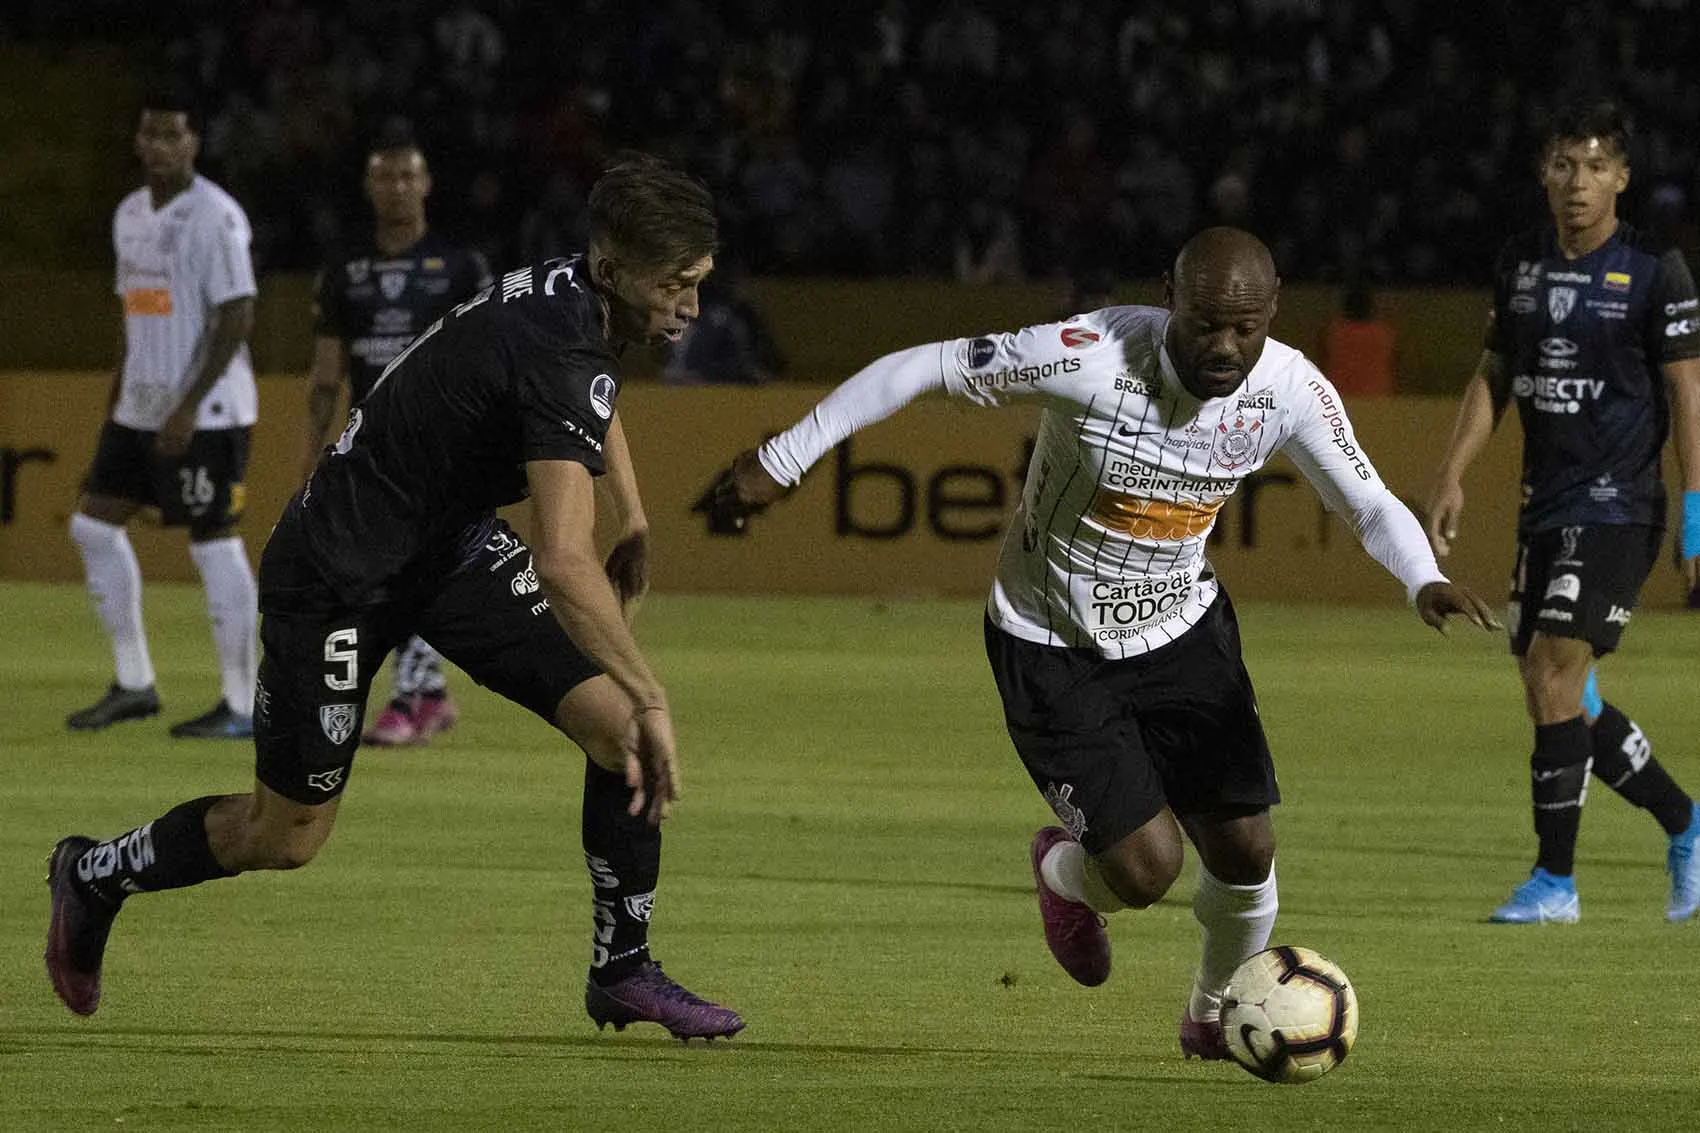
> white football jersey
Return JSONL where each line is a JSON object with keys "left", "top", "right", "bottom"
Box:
{"left": 111, "top": 175, "right": 258, "bottom": 430}
{"left": 945, "top": 306, "right": 1408, "bottom": 657}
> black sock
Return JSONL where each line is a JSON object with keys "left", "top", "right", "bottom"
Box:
{"left": 582, "top": 759, "right": 660, "bottom": 985}
{"left": 1590, "top": 703, "right": 1694, "bottom": 836}
{"left": 1531, "top": 717, "right": 1593, "bottom": 877}
{"left": 74, "top": 795, "right": 238, "bottom": 906}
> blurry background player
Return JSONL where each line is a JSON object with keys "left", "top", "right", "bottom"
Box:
{"left": 66, "top": 86, "right": 259, "bottom": 740}
{"left": 47, "top": 153, "right": 743, "bottom": 1042}
{"left": 705, "top": 227, "right": 1497, "bottom": 1060}
{"left": 304, "top": 127, "right": 492, "bottom": 746}
{"left": 1427, "top": 99, "right": 1700, "bottom": 924}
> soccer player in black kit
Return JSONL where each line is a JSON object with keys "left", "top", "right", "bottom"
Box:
{"left": 45, "top": 153, "right": 746, "bottom": 1039}
{"left": 303, "top": 131, "right": 492, "bottom": 747}
{"left": 1428, "top": 101, "right": 1700, "bottom": 923}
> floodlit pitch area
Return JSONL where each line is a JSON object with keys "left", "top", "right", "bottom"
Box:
{"left": 3, "top": 582, "right": 1696, "bottom": 1130}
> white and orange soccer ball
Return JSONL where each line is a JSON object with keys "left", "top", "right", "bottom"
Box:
{"left": 1220, "top": 946, "right": 1359, "bottom": 1084}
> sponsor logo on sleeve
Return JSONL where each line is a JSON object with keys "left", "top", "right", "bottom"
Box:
{"left": 1306, "top": 379, "right": 1371, "bottom": 480}
{"left": 1060, "top": 325, "right": 1100, "bottom": 349}
{"left": 588, "top": 373, "right": 616, "bottom": 419}
{"left": 1666, "top": 318, "right": 1697, "bottom": 338}
{"left": 1606, "top": 605, "right": 1633, "bottom": 625}
{"left": 966, "top": 336, "right": 998, "bottom": 369}
{"left": 963, "top": 356, "right": 1081, "bottom": 390}
{"left": 1544, "top": 573, "right": 1582, "bottom": 602}
{"left": 1664, "top": 298, "right": 1699, "bottom": 316}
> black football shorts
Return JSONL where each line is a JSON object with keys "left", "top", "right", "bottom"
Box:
{"left": 985, "top": 589, "right": 1278, "bottom": 855}
{"left": 85, "top": 421, "right": 251, "bottom": 530}
{"left": 1507, "top": 523, "right": 1660, "bottom": 657}
{"left": 253, "top": 514, "right": 601, "bottom": 804}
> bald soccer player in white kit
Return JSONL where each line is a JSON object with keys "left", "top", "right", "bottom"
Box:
{"left": 703, "top": 228, "right": 1501, "bottom": 1061}
{"left": 66, "top": 87, "right": 259, "bottom": 739}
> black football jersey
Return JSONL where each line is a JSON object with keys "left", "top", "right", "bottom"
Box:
{"left": 1486, "top": 223, "right": 1700, "bottom": 534}
{"left": 313, "top": 234, "right": 493, "bottom": 403}
{"left": 296, "top": 256, "right": 620, "bottom": 602}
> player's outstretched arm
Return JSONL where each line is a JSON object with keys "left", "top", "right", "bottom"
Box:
{"left": 1427, "top": 351, "right": 1505, "bottom": 558}
{"left": 528, "top": 457, "right": 677, "bottom": 824}
{"left": 1414, "top": 580, "right": 1502, "bottom": 634}
{"left": 701, "top": 341, "right": 951, "bottom": 529}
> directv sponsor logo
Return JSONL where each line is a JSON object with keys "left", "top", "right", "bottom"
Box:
{"left": 1305, "top": 379, "right": 1371, "bottom": 480}
{"left": 964, "top": 356, "right": 1081, "bottom": 389}
{"left": 1511, "top": 374, "right": 1604, "bottom": 414}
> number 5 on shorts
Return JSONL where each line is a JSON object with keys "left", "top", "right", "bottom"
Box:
{"left": 324, "top": 628, "right": 359, "bottom": 691}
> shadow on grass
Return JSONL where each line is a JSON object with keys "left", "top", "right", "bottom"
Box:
{"left": 0, "top": 1026, "right": 1209, "bottom": 1075}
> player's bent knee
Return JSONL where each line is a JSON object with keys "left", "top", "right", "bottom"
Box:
{"left": 1096, "top": 838, "right": 1184, "bottom": 909}
{"left": 553, "top": 677, "right": 633, "bottom": 772}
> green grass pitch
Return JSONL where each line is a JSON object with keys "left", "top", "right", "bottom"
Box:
{"left": 2, "top": 581, "right": 1697, "bottom": 1130}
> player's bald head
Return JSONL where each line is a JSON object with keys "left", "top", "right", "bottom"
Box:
{"left": 1163, "top": 227, "right": 1281, "bottom": 399}
{"left": 1171, "top": 227, "right": 1278, "bottom": 303}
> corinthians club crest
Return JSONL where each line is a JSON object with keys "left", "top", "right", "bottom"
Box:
{"left": 320, "top": 703, "right": 359, "bottom": 745}
{"left": 1214, "top": 414, "right": 1263, "bottom": 470}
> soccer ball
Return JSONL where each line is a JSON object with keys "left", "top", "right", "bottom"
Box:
{"left": 1221, "top": 945, "right": 1358, "bottom": 1084}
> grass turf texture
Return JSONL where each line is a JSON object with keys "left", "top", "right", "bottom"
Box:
{"left": 2, "top": 581, "right": 1697, "bottom": 1131}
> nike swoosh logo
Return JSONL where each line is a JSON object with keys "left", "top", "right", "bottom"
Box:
{"left": 1531, "top": 768, "right": 1571, "bottom": 782}
{"left": 1116, "top": 425, "right": 1158, "bottom": 438}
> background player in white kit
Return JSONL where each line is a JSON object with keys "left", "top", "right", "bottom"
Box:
{"left": 66, "top": 88, "right": 260, "bottom": 740}
{"left": 704, "top": 228, "right": 1499, "bottom": 1060}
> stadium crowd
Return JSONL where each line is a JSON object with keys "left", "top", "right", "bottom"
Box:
{"left": 12, "top": 0, "right": 1700, "bottom": 283}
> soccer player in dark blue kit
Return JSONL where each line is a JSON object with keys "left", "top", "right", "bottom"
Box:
{"left": 45, "top": 153, "right": 746, "bottom": 1039}
{"left": 303, "top": 130, "right": 493, "bottom": 747}
{"left": 1428, "top": 100, "right": 1700, "bottom": 923}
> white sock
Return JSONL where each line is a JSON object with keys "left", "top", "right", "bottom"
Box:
{"left": 69, "top": 513, "right": 155, "bottom": 690}
{"left": 189, "top": 536, "right": 258, "bottom": 715}
{"left": 1041, "top": 841, "right": 1128, "bottom": 914}
{"left": 392, "top": 636, "right": 446, "bottom": 697}
{"left": 1189, "top": 863, "right": 1278, "bottom": 1021}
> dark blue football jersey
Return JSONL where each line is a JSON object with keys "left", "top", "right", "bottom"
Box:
{"left": 297, "top": 255, "right": 620, "bottom": 603}
{"left": 1486, "top": 223, "right": 1700, "bottom": 534}
{"left": 314, "top": 234, "right": 493, "bottom": 403}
